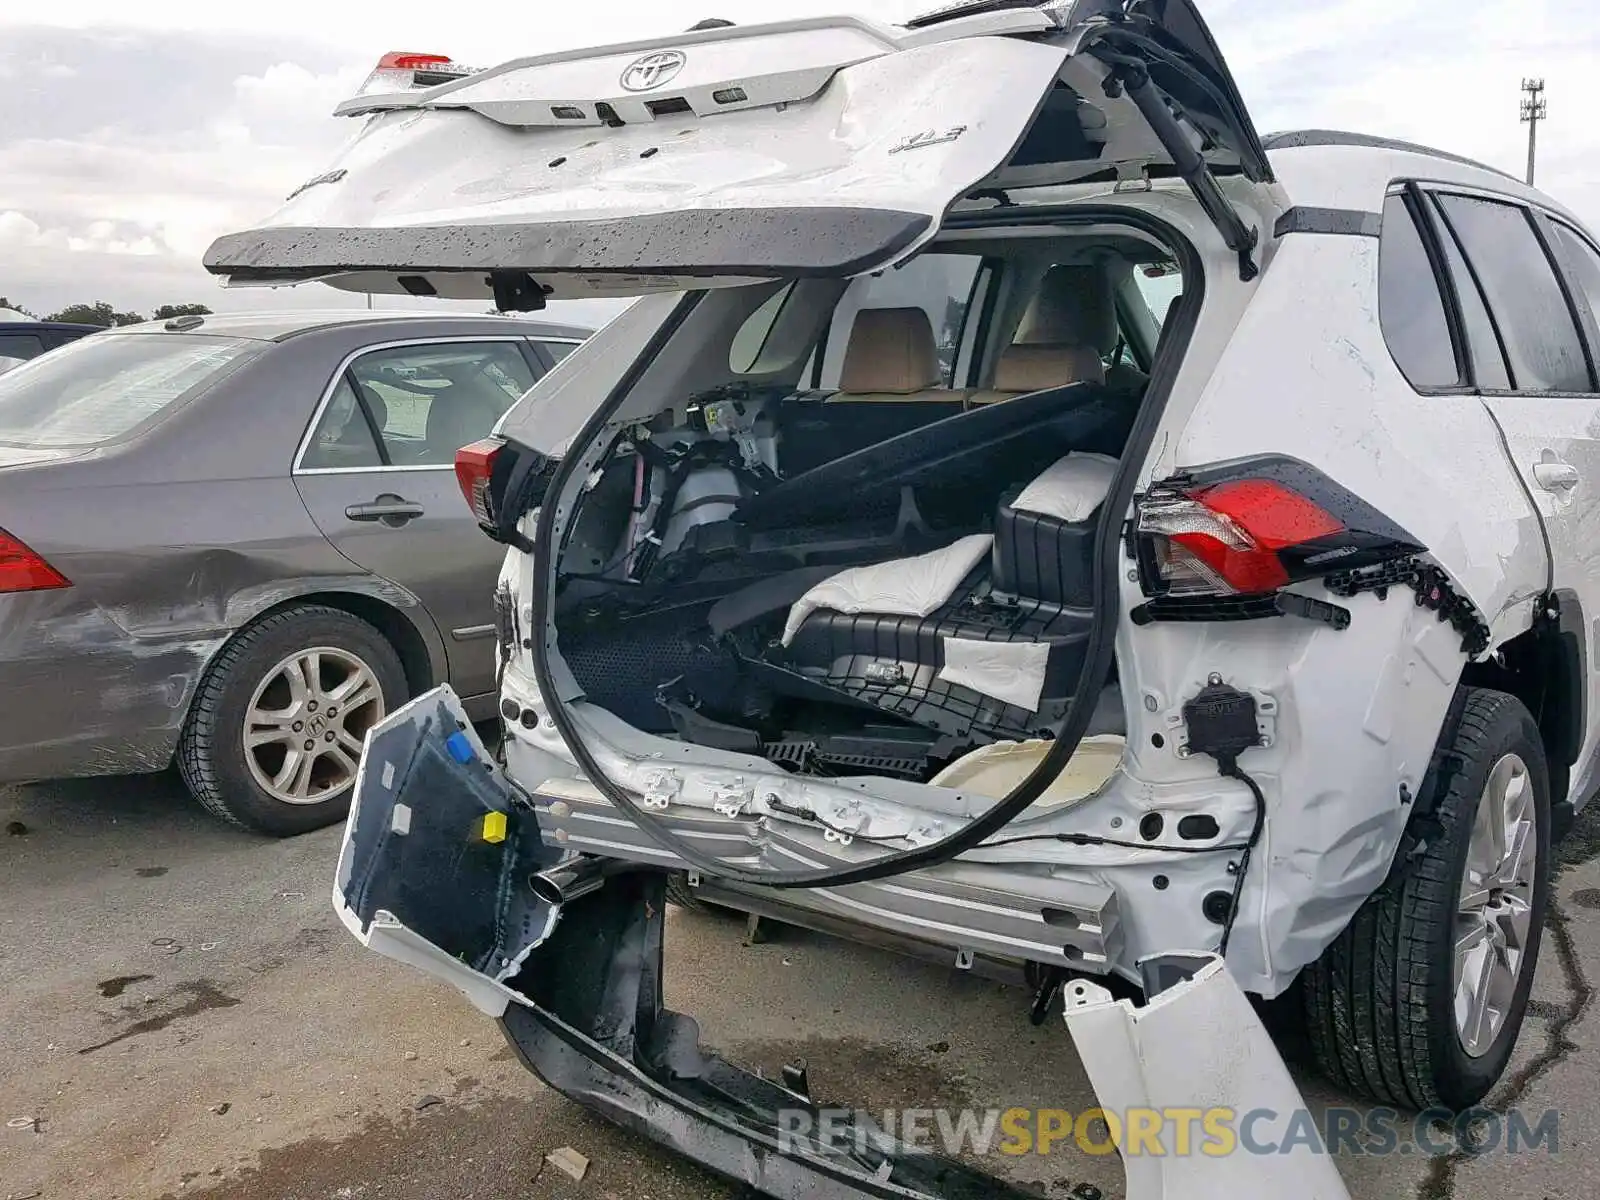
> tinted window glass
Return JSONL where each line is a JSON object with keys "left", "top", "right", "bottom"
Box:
{"left": 1426, "top": 201, "right": 1511, "bottom": 391}
{"left": 728, "top": 285, "right": 796, "bottom": 374}
{"left": 301, "top": 376, "right": 383, "bottom": 469}
{"left": 818, "top": 253, "right": 981, "bottom": 388}
{"left": 314, "top": 341, "right": 538, "bottom": 467}
{"left": 1551, "top": 223, "right": 1600, "bottom": 342}
{"left": 1435, "top": 194, "right": 1591, "bottom": 392}
{"left": 0, "top": 334, "right": 46, "bottom": 361}
{"left": 542, "top": 341, "right": 578, "bottom": 366}
{"left": 1378, "top": 195, "right": 1458, "bottom": 389}
{"left": 0, "top": 333, "right": 258, "bottom": 448}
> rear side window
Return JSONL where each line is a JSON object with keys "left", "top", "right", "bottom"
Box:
{"left": 814, "top": 254, "right": 982, "bottom": 388}
{"left": 1378, "top": 195, "right": 1458, "bottom": 389}
{"left": 1434, "top": 194, "right": 1593, "bottom": 393}
{"left": 0, "top": 334, "right": 45, "bottom": 361}
{"left": 302, "top": 341, "right": 538, "bottom": 469}
{"left": 1549, "top": 222, "right": 1600, "bottom": 340}
{"left": 0, "top": 333, "right": 258, "bottom": 448}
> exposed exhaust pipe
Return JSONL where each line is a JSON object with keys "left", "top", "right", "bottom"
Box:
{"left": 528, "top": 855, "right": 629, "bottom": 906}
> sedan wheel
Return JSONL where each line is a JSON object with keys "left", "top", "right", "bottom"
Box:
{"left": 243, "top": 647, "right": 386, "bottom": 806}
{"left": 179, "top": 604, "right": 409, "bottom": 836}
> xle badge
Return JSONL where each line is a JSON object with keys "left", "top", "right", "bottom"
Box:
{"left": 890, "top": 126, "right": 969, "bottom": 154}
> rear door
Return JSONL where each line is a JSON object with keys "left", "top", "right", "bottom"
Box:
{"left": 293, "top": 337, "right": 547, "bottom": 701}
{"left": 204, "top": 2, "right": 1273, "bottom": 302}
{"left": 1424, "top": 187, "right": 1600, "bottom": 803}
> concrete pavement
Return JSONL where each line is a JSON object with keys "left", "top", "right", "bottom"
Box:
{"left": 2, "top": 769, "right": 1596, "bottom": 1200}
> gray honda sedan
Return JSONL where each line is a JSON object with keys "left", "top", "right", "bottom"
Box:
{"left": 0, "top": 310, "right": 590, "bottom": 834}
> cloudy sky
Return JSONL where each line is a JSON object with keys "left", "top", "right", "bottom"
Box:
{"left": 2, "top": 0, "right": 1596, "bottom": 324}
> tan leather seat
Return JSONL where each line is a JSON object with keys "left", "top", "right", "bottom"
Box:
{"left": 1018, "top": 262, "right": 1149, "bottom": 392}
{"left": 1016, "top": 264, "right": 1119, "bottom": 351}
{"left": 970, "top": 343, "right": 1105, "bottom": 405}
{"left": 825, "top": 307, "right": 969, "bottom": 405}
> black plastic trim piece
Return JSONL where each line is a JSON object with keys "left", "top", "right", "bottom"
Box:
{"left": 1261, "top": 129, "right": 1519, "bottom": 182}
{"left": 1273, "top": 207, "right": 1381, "bottom": 238}
{"left": 498, "top": 873, "right": 1043, "bottom": 1200}
{"left": 204, "top": 207, "right": 933, "bottom": 283}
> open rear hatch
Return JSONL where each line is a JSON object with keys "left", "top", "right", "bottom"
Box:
{"left": 204, "top": 0, "right": 1273, "bottom": 303}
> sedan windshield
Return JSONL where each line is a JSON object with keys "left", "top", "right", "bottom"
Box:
{"left": 0, "top": 333, "right": 261, "bottom": 448}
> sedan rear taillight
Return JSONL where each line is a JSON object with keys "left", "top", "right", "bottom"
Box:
{"left": 0, "top": 528, "right": 69, "bottom": 594}
{"left": 455, "top": 437, "right": 505, "bottom": 525}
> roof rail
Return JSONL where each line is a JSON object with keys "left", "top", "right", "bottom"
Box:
{"left": 1261, "top": 130, "right": 1518, "bottom": 183}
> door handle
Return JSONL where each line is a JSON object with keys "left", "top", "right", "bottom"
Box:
{"left": 1533, "top": 461, "right": 1580, "bottom": 492}
{"left": 345, "top": 495, "right": 425, "bottom": 526}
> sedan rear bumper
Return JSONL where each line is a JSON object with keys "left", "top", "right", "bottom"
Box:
{"left": 0, "top": 598, "right": 218, "bottom": 783}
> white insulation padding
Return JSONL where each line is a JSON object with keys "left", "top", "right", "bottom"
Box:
{"left": 1010, "top": 452, "right": 1119, "bottom": 523}
{"left": 937, "top": 636, "right": 1051, "bottom": 711}
{"left": 780, "top": 534, "right": 993, "bottom": 646}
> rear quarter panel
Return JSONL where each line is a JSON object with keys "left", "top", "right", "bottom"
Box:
{"left": 1114, "top": 228, "right": 1547, "bottom": 989}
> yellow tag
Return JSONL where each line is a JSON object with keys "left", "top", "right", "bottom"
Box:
{"left": 481, "top": 811, "right": 508, "bottom": 844}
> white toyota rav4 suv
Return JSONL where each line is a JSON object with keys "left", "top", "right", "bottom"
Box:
{"left": 210, "top": 3, "right": 1599, "bottom": 1196}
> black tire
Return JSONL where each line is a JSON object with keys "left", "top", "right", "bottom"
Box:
{"left": 178, "top": 605, "right": 409, "bottom": 837}
{"left": 1303, "top": 688, "right": 1552, "bottom": 1111}
{"left": 664, "top": 871, "right": 715, "bottom": 912}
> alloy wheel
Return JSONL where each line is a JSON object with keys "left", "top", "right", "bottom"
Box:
{"left": 242, "top": 646, "right": 385, "bottom": 805}
{"left": 1453, "top": 752, "right": 1538, "bottom": 1058}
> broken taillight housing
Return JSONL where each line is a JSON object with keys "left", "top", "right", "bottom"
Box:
{"left": 455, "top": 437, "right": 505, "bottom": 525}
{"left": 0, "top": 528, "right": 69, "bottom": 594}
{"left": 1133, "top": 456, "right": 1425, "bottom": 598}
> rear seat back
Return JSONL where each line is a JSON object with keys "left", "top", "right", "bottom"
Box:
{"left": 780, "top": 306, "right": 970, "bottom": 475}
{"left": 970, "top": 343, "right": 1104, "bottom": 405}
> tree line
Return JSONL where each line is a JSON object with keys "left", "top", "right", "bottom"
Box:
{"left": 0, "top": 298, "right": 214, "bottom": 326}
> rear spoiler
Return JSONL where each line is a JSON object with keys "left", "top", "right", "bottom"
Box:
{"left": 332, "top": 11, "right": 1056, "bottom": 123}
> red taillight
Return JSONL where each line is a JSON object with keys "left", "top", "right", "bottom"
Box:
{"left": 1138, "top": 479, "right": 1344, "bottom": 596}
{"left": 455, "top": 437, "right": 503, "bottom": 524}
{"left": 0, "top": 528, "right": 69, "bottom": 594}
{"left": 376, "top": 52, "right": 455, "bottom": 71}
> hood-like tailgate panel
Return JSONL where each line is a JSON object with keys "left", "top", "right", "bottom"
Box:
{"left": 205, "top": 36, "right": 1070, "bottom": 297}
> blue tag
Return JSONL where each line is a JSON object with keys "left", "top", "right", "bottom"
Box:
{"left": 445, "top": 731, "right": 475, "bottom": 764}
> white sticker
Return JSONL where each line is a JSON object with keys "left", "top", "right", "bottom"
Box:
{"left": 381, "top": 761, "right": 396, "bottom": 790}
{"left": 391, "top": 804, "right": 412, "bottom": 835}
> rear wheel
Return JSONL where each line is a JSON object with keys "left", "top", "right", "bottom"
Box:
{"left": 1303, "top": 688, "right": 1550, "bottom": 1110}
{"left": 178, "top": 605, "right": 408, "bottom": 836}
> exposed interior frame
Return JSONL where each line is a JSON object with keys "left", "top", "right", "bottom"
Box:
{"left": 519, "top": 203, "right": 1205, "bottom": 890}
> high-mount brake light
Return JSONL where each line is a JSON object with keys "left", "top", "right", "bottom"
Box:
{"left": 1133, "top": 457, "right": 1425, "bottom": 600}
{"left": 357, "top": 51, "right": 476, "bottom": 99}
{"left": 455, "top": 437, "right": 504, "bottom": 525}
{"left": 0, "top": 528, "right": 69, "bottom": 594}
{"left": 377, "top": 52, "right": 454, "bottom": 71}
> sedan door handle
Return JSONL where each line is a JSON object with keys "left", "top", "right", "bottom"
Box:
{"left": 1533, "top": 461, "right": 1580, "bottom": 492}
{"left": 345, "top": 495, "right": 425, "bottom": 525}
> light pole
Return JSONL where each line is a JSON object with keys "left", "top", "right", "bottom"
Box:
{"left": 1520, "top": 78, "right": 1546, "bottom": 187}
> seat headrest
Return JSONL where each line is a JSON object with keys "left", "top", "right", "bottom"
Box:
{"left": 1015, "top": 264, "right": 1118, "bottom": 355}
{"left": 991, "top": 343, "right": 1105, "bottom": 392}
{"left": 837, "top": 307, "right": 942, "bottom": 395}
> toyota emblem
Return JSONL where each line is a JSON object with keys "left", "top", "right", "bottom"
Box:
{"left": 620, "top": 50, "right": 686, "bottom": 92}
